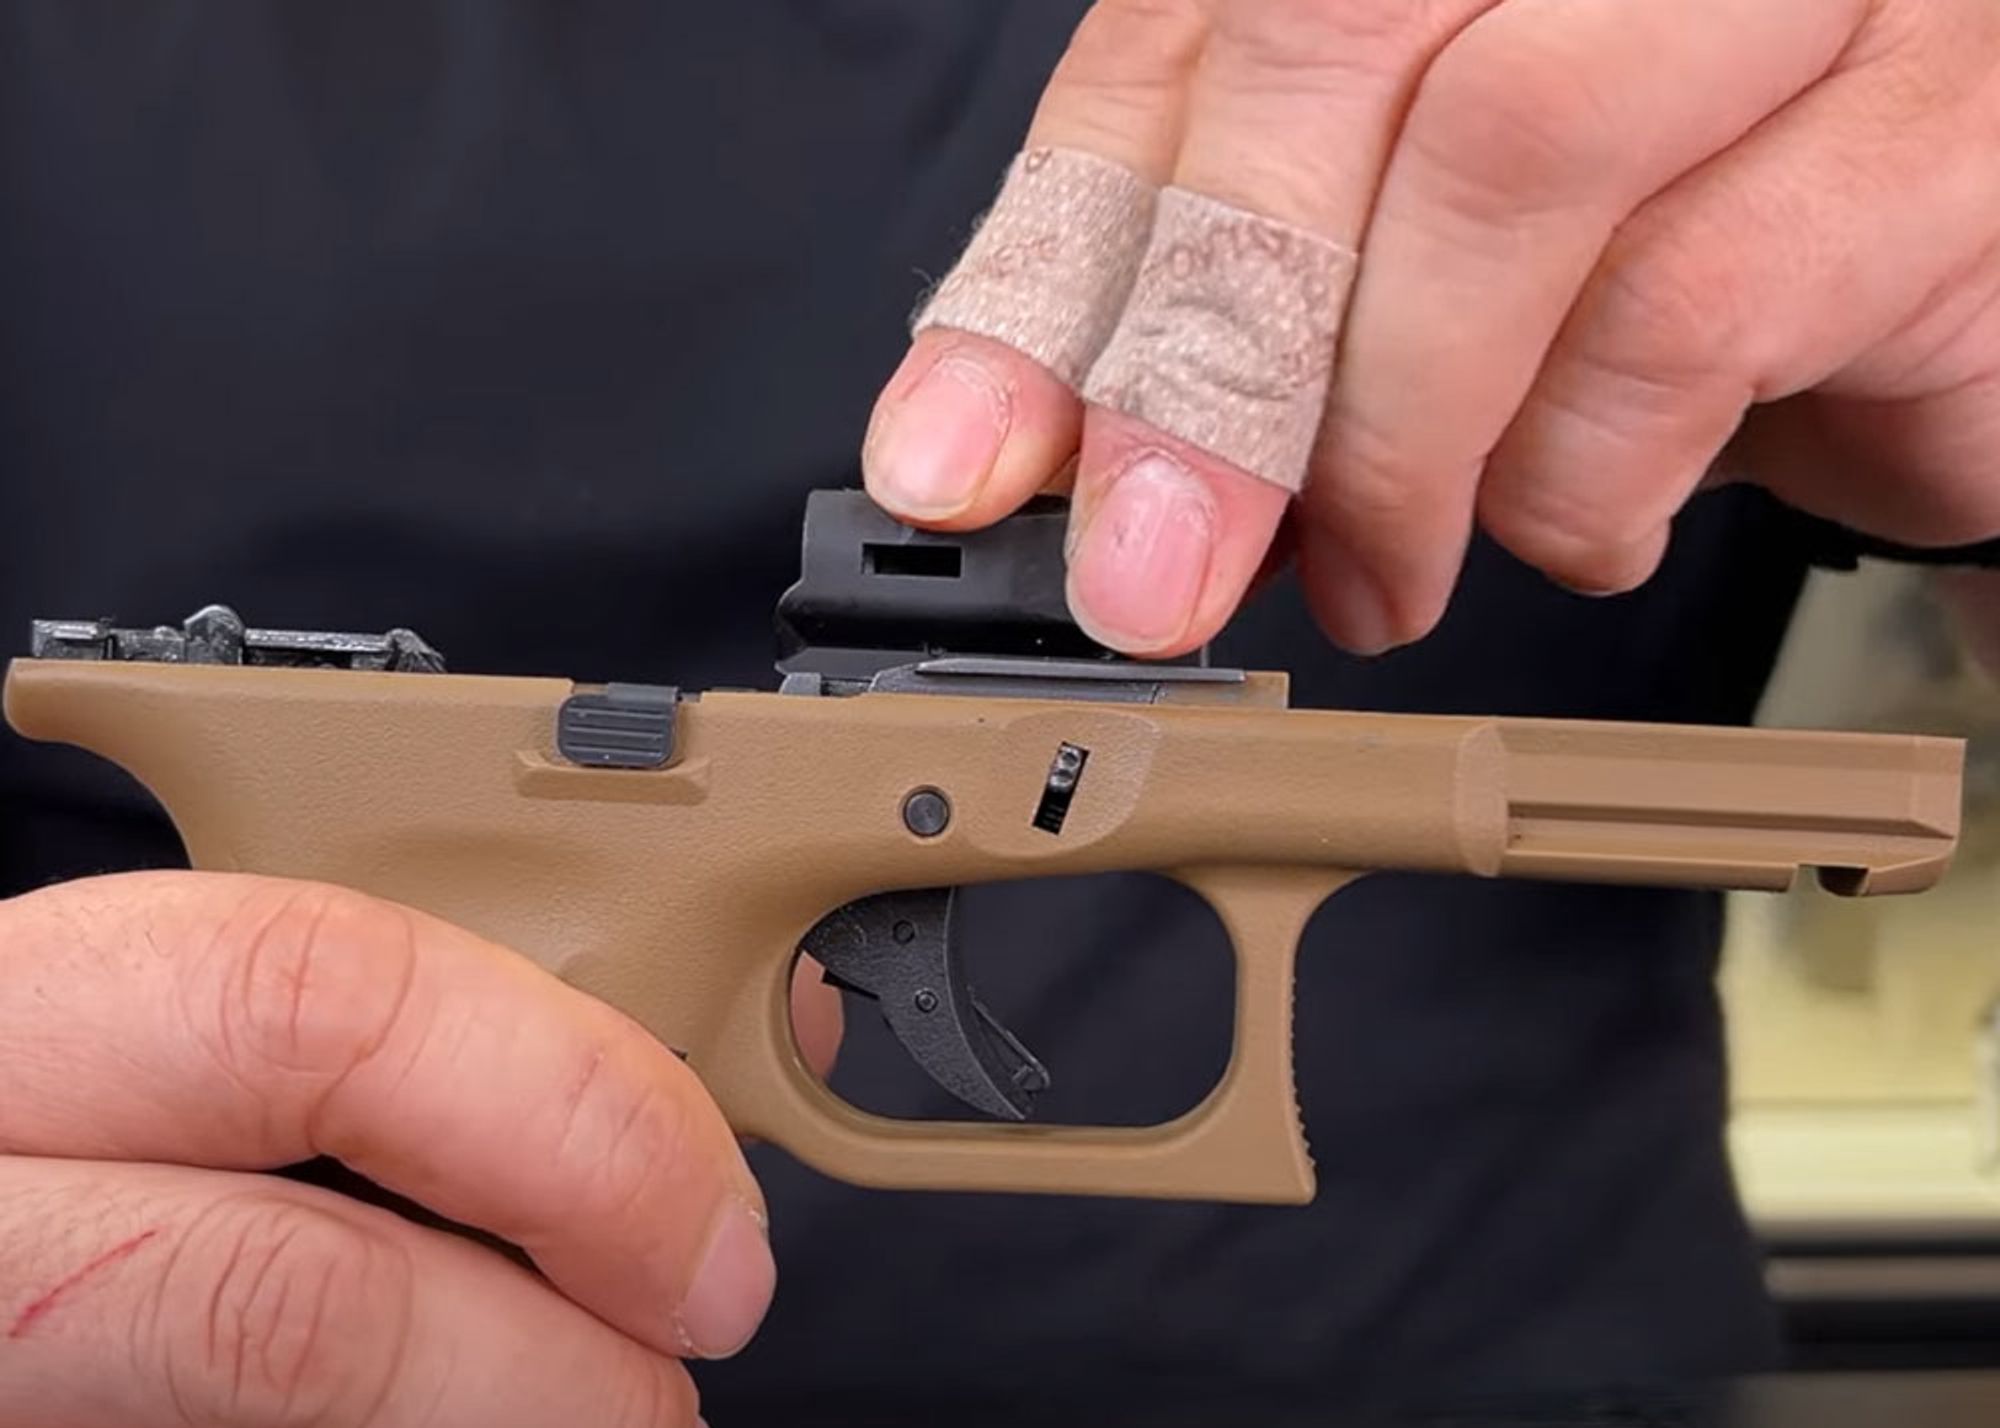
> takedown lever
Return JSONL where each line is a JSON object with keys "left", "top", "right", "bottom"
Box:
{"left": 800, "top": 888, "right": 1051, "bottom": 1120}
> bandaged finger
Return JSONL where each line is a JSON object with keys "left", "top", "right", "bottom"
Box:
{"left": 1083, "top": 187, "right": 1358, "bottom": 494}
{"left": 913, "top": 146, "right": 1158, "bottom": 386}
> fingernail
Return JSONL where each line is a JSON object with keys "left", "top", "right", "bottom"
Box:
{"left": 1067, "top": 451, "right": 1214, "bottom": 652}
{"left": 1316, "top": 564, "right": 1399, "bottom": 655}
{"left": 865, "top": 355, "right": 1009, "bottom": 518}
{"left": 1551, "top": 575, "right": 1625, "bottom": 599}
{"left": 675, "top": 1197, "right": 774, "bottom": 1359}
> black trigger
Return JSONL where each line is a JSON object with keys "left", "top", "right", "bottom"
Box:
{"left": 818, "top": 966, "right": 869, "bottom": 998}
{"left": 800, "top": 888, "right": 1050, "bottom": 1120}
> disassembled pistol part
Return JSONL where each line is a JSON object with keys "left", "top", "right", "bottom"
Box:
{"left": 2, "top": 490, "right": 1968, "bottom": 1202}
{"left": 32, "top": 603, "right": 444, "bottom": 673}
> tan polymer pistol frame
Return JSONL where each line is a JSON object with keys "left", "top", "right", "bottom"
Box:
{"left": 0, "top": 493, "right": 1965, "bottom": 1204}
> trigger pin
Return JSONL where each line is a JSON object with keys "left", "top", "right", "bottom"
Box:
{"left": 901, "top": 788, "right": 951, "bottom": 837}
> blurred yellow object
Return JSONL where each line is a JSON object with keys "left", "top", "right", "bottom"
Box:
{"left": 1724, "top": 561, "right": 2000, "bottom": 1233}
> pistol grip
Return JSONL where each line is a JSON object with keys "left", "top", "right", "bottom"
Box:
{"left": 708, "top": 865, "right": 1354, "bottom": 1204}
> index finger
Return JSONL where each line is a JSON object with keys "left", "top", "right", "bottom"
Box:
{"left": 863, "top": 0, "right": 1206, "bottom": 529}
{"left": 0, "top": 870, "right": 773, "bottom": 1362}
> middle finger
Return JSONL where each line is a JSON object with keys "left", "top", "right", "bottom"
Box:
{"left": 1067, "top": 0, "right": 1500, "bottom": 654}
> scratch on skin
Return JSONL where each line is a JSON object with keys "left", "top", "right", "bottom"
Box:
{"left": 7, "top": 1229, "right": 160, "bottom": 1340}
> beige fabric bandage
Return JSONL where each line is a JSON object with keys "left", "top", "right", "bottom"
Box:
{"left": 912, "top": 146, "right": 1157, "bottom": 386}
{"left": 1082, "top": 187, "right": 1358, "bottom": 494}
